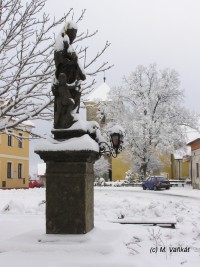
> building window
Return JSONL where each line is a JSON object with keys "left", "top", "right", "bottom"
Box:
{"left": 18, "top": 133, "right": 23, "bottom": 148}
{"left": 8, "top": 131, "right": 13, "bottom": 147}
{"left": 7, "top": 162, "right": 12, "bottom": 178}
{"left": 2, "top": 181, "right": 6, "bottom": 187}
{"left": 18, "top": 163, "right": 23, "bottom": 179}
{"left": 196, "top": 163, "right": 199, "bottom": 178}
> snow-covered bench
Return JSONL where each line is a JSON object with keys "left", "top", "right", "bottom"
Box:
{"left": 112, "top": 218, "right": 176, "bottom": 228}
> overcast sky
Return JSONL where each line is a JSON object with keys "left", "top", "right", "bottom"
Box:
{"left": 44, "top": 0, "right": 200, "bottom": 111}
{"left": 30, "top": 0, "right": 200, "bottom": 174}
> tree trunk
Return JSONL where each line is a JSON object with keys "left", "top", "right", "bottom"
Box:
{"left": 140, "top": 162, "right": 148, "bottom": 178}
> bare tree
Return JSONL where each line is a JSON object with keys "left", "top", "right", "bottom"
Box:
{"left": 0, "top": 0, "right": 113, "bottom": 133}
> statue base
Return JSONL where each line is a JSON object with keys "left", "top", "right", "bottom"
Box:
{"left": 52, "top": 128, "right": 87, "bottom": 140}
{"left": 35, "top": 149, "right": 99, "bottom": 234}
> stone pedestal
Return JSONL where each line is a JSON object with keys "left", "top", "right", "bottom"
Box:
{"left": 52, "top": 128, "right": 87, "bottom": 140}
{"left": 35, "top": 149, "right": 99, "bottom": 234}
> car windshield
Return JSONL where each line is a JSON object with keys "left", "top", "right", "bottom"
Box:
{"left": 156, "top": 177, "right": 167, "bottom": 181}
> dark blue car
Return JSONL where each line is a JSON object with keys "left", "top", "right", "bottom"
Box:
{"left": 142, "top": 176, "right": 170, "bottom": 190}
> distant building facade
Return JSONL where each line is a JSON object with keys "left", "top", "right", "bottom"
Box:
{"left": 187, "top": 138, "right": 200, "bottom": 189}
{"left": 0, "top": 125, "right": 33, "bottom": 189}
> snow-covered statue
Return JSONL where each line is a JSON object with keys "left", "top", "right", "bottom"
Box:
{"left": 52, "top": 21, "right": 86, "bottom": 129}
{"left": 52, "top": 73, "right": 74, "bottom": 128}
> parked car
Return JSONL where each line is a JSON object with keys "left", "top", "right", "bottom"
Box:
{"left": 142, "top": 176, "right": 170, "bottom": 190}
{"left": 29, "top": 180, "right": 43, "bottom": 188}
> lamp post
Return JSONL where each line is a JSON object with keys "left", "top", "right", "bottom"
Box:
{"left": 99, "top": 126, "right": 125, "bottom": 158}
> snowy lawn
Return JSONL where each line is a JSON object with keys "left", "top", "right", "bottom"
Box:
{"left": 0, "top": 186, "right": 199, "bottom": 267}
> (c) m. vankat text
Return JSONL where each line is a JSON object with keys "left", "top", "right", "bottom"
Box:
{"left": 159, "top": 247, "right": 190, "bottom": 253}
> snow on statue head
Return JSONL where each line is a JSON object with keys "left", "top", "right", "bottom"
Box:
{"left": 55, "top": 20, "right": 78, "bottom": 51}
{"left": 61, "top": 21, "right": 78, "bottom": 44}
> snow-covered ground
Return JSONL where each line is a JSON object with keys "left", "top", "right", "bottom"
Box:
{"left": 0, "top": 186, "right": 199, "bottom": 267}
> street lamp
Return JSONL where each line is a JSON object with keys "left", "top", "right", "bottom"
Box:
{"left": 99, "top": 126, "right": 125, "bottom": 158}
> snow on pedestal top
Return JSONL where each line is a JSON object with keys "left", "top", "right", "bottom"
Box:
{"left": 34, "top": 134, "right": 99, "bottom": 153}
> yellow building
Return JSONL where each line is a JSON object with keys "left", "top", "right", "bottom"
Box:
{"left": 112, "top": 152, "right": 132, "bottom": 180}
{"left": 0, "top": 124, "right": 34, "bottom": 189}
{"left": 112, "top": 151, "right": 190, "bottom": 181}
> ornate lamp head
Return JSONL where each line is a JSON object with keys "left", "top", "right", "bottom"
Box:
{"left": 99, "top": 125, "right": 126, "bottom": 158}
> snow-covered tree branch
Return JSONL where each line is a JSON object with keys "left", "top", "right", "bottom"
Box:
{"left": 100, "top": 64, "right": 199, "bottom": 177}
{"left": 0, "top": 1, "right": 113, "bottom": 132}
{"left": 94, "top": 157, "right": 110, "bottom": 178}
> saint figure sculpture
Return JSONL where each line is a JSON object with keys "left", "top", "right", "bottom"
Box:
{"left": 52, "top": 21, "right": 86, "bottom": 129}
